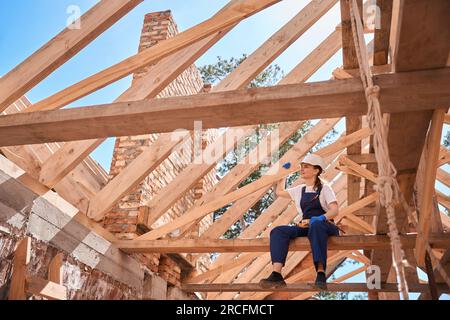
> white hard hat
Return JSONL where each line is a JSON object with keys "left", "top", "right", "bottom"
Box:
{"left": 301, "top": 154, "right": 326, "bottom": 171}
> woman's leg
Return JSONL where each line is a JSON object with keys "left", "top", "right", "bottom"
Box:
{"left": 307, "top": 221, "right": 339, "bottom": 272}
{"left": 260, "top": 225, "right": 307, "bottom": 287}
{"left": 270, "top": 225, "right": 308, "bottom": 268}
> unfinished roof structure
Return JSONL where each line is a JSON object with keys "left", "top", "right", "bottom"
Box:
{"left": 0, "top": 0, "right": 449, "bottom": 300}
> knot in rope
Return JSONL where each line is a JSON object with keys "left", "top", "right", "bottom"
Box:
{"left": 365, "top": 85, "right": 380, "bottom": 99}
{"left": 375, "top": 175, "right": 400, "bottom": 207}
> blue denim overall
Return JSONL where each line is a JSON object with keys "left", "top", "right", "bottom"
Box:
{"left": 269, "top": 186, "right": 339, "bottom": 271}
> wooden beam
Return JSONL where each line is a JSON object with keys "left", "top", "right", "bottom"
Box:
{"left": 26, "top": 0, "right": 281, "bottom": 112}
{"left": 87, "top": 132, "right": 189, "bottom": 220}
{"left": 394, "top": 0, "right": 450, "bottom": 72}
{"left": 438, "top": 146, "right": 450, "bottom": 167}
{"left": 115, "top": 234, "right": 450, "bottom": 253}
{"left": 48, "top": 253, "right": 64, "bottom": 285}
{"left": 347, "top": 153, "right": 377, "bottom": 164}
{"left": 38, "top": 139, "right": 103, "bottom": 188}
{"left": 0, "top": 0, "right": 143, "bottom": 112}
{"left": 32, "top": 30, "right": 235, "bottom": 189}
{"left": 2, "top": 68, "right": 449, "bottom": 146}
{"left": 8, "top": 237, "right": 31, "bottom": 300}
{"left": 416, "top": 109, "right": 446, "bottom": 266}
{"left": 181, "top": 282, "right": 450, "bottom": 293}
{"left": 197, "top": 204, "right": 298, "bottom": 286}
{"left": 140, "top": 127, "right": 254, "bottom": 225}
{"left": 337, "top": 154, "right": 378, "bottom": 182}
{"left": 436, "top": 190, "right": 450, "bottom": 211}
{"left": 436, "top": 168, "right": 450, "bottom": 189}
{"left": 279, "top": 28, "right": 342, "bottom": 85}
{"left": 370, "top": 0, "right": 450, "bottom": 282}
{"left": 1, "top": 97, "right": 107, "bottom": 215}
{"left": 215, "top": 0, "right": 338, "bottom": 91}
{"left": 25, "top": 276, "right": 67, "bottom": 300}
{"left": 373, "top": 0, "right": 393, "bottom": 66}
{"left": 340, "top": 0, "right": 363, "bottom": 69}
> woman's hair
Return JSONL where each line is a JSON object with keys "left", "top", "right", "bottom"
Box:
{"left": 313, "top": 165, "right": 323, "bottom": 193}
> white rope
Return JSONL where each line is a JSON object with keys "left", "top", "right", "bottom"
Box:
{"left": 348, "top": 0, "right": 410, "bottom": 299}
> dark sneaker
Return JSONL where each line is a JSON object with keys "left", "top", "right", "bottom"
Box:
{"left": 314, "top": 272, "right": 327, "bottom": 289}
{"left": 259, "top": 271, "right": 286, "bottom": 288}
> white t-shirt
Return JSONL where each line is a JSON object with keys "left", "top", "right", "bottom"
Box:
{"left": 286, "top": 183, "right": 337, "bottom": 220}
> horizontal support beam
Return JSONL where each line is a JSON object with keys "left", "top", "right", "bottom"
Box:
{"left": 1, "top": 68, "right": 449, "bottom": 146}
{"left": 115, "top": 234, "right": 450, "bottom": 253}
{"left": 181, "top": 282, "right": 450, "bottom": 293}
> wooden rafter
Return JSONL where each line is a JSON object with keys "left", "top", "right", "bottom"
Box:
{"left": 0, "top": 0, "right": 144, "bottom": 112}
{"left": 25, "top": 0, "right": 281, "bottom": 113}
{"left": 1, "top": 68, "right": 449, "bottom": 146}
{"left": 181, "top": 282, "right": 450, "bottom": 293}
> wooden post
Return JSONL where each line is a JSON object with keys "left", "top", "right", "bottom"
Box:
{"left": 48, "top": 253, "right": 64, "bottom": 285}
{"left": 415, "top": 108, "right": 446, "bottom": 266}
{"left": 424, "top": 251, "right": 439, "bottom": 300}
{"left": 8, "top": 237, "right": 31, "bottom": 300}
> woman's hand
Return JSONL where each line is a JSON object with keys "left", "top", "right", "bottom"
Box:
{"left": 324, "top": 201, "right": 339, "bottom": 220}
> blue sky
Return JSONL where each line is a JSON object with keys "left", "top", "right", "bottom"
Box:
{"left": 1, "top": 1, "right": 449, "bottom": 300}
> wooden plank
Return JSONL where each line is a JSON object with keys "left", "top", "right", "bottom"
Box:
{"left": 394, "top": 0, "right": 450, "bottom": 72}
{"left": 436, "top": 190, "right": 450, "bottom": 211}
{"left": 8, "top": 237, "right": 31, "bottom": 300}
{"left": 194, "top": 204, "right": 298, "bottom": 285}
{"left": 141, "top": 127, "right": 254, "bottom": 226}
{"left": 445, "top": 113, "right": 450, "bottom": 125}
{"left": 435, "top": 167, "right": 449, "bottom": 188}
{"left": 87, "top": 132, "right": 189, "bottom": 221}
{"left": 370, "top": 0, "right": 450, "bottom": 279}
{"left": 25, "top": 276, "right": 67, "bottom": 300}
{"left": 181, "top": 282, "right": 449, "bottom": 293}
{"left": 2, "top": 68, "right": 449, "bottom": 146}
{"left": 115, "top": 234, "right": 450, "bottom": 253}
{"left": 345, "top": 116, "right": 363, "bottom": 205}
{"left": 1, "top": 97, "right": 106, "bottom": 215}
{"left": 337, "top": 154, "right": 378, "bottom": 183}
{"left": 26, "top": 0, "right": 281, "bottom": 112}
{"left": 340, "top": 0, "right": 363, "bottom": 69}
{"left": 215, "top": 0, "right": 338, "bottom": 91}
{"left": 253, "top": 251, "right": 347, "bottom": 300}
{"left": 0, "top": 0, "right": 144, "bottom": 112}
{"left": 438, "top": 146, "right": 450, "bottom": 167}
{"left": 347, "top": 153, "right": 376, "bottom": 164}
{"left": 373, "top": 0, "right": 393, "bottom": 66}
{"left": 48, "top": 253, "right": 64, "bottom": 285}
{"left": 341, "top": 0, "right": 364, "bottom": 210}
{"left": 279, "top": 28, "right": 342, "bottom": 85}
{"left": 39, "top": 139, "right": 103, "bottom": 188}
{"left": 32, "top": 31, "right": 234, "bottom": 189}
{"left": 416, "top": 109, "right": 446, "bottom": 266}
